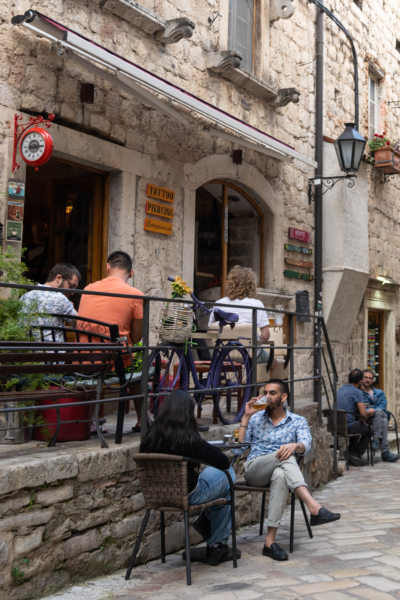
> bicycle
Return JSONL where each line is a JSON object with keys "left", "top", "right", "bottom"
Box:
{"left": 147, "top": 278, "right": 253, "bottom": 424}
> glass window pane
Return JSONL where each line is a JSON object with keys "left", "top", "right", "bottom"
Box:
{"left": 229, "top": 0, "right": 254, "bottom": 72}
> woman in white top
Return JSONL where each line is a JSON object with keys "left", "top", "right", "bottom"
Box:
{"left": 208, "top": 265, "right": 271, "bottom": 361}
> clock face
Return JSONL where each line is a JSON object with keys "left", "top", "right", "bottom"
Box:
{"left": 19, "top": 127, "right": 53, "bottom": 167}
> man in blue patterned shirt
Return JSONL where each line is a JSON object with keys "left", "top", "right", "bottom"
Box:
{"left": 20, "top": 263, "right": 80, "bottom": 342}
{"left": 238, "top": 379, "right": 340, "bottom": 561}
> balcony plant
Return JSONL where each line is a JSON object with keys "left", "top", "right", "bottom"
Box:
{"left": 368, "top": 132, "right": 400, "bottom": 174}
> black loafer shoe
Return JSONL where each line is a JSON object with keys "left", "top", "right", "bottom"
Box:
{"left": 348, "top": 453, "right": 368, "bottom": 467}
{"left": 310, "top": 507, "right": 341, "bottom": 526}
{"left": 262, "top": 543, "right": 288, "bottom": 561}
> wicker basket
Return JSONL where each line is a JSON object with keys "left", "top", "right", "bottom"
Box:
{"left": 159, "top": 301, "right": 194, "bottom": 343}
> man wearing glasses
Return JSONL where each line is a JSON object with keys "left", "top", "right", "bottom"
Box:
{"left": 20, "top": 263, "right": 80, "bottom": 342}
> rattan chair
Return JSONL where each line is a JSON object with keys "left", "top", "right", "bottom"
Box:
{"left": 125, "top": 453, "right": 237, "bottom": 585}
{"left": 323, "top": 408, "right": 373, "bottom": 469}
{"left": 233, "top": 456, "right": 313, "bottom": 553}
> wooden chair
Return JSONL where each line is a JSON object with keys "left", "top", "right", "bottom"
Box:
{"left": 125, "top": 453, "right": 237, "bottom": 586}
{"left": 233, "top": 456, "right": 313, "bottom": 553}
{"left": 323, "top": 408, "right": 373, "bottom": 469}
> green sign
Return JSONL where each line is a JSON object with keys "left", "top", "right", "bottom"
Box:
{"left": 284, "top": 269, "right": 313, "bottom": 281}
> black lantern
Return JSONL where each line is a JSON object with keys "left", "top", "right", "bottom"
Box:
{"left": 334, "top": 122, "right": 366, "bottom": 174}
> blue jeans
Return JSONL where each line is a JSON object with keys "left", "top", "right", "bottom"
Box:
{"left": 188, "top": 466, "right": 235, "bottom": 547}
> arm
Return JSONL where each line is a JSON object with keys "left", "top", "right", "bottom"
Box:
{"left": 130, "top": 318, "right": 143, "bottom": 344}
{"left": 276, "top": 416, "right": 312, "bottom": 461}
{"left": 357, "top": 401, "right": 369, "bottom": 420}
{"left": 373, "top": 388, "right": 387, "bottom": 411}
{"left": 238, "top": 396, "right": 258, "bottom": 442}
{"left": 259, "top": 325, "right": 270, "bottom": 343}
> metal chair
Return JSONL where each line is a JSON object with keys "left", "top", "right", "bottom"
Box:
{"left": 125, "top": 453, "right": 237, "bottom": 586}
{"left": 385, "top": 409, "right": 400, "bottom": 454}
{"left": 233, "top": 456, "right": 313, "bottom": 553}
{"left": 323, "top": 408, "right": 373, "bottom": 469}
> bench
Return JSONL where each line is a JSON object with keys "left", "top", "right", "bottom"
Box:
{"left": 0, "top": 336, "right": 128, "bottom": 448}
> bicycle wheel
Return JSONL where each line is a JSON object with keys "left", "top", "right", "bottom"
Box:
{"left": 211, "top": 343, "right": 252, "bottom": 424}
{"left": 147, "top": 344, "right": 189, "bottom": 422}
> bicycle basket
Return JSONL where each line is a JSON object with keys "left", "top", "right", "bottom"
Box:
{"left": 159, "top": 301, "right": 194, "bottom": 343}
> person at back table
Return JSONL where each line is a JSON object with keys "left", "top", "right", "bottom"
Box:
{"left": 77, "top": 251, "right": 144, "bottom": 431}
{"left": 208, "top": 265, "right": 276, "bottom": 370}
{"left": 20, "top": 262, "right": 80, "bottom": 342}
{"left": 337, "top": 368, "right": 372, "bottom": 467}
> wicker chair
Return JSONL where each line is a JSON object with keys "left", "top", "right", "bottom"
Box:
{"left": 125, "top": 453, "right": 237, "bottom": 585}
{"left": 233, "top": 456, "right": 312, "bottom": 553}
{"left": 323, "top": 408, "right": 373, "bottom": 469}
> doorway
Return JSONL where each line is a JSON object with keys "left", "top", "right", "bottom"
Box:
{"left": 367, "top": 309, "right": 384, "bottom": 389}
{"left": 23, "top": 158, "right": 109, "bottom": 288}
{"left": 194, "top": 181, "right": 265, "bottom": 297}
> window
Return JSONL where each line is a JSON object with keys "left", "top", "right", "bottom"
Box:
{"left": 368, "top": 75, "right": 379, "bottom": 138}
{"left": 228, "top": 0, "right": 256, "bottom": 73}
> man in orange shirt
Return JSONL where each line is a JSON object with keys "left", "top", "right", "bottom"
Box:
{"left": 78, "top": 251, "right": 144, "bottom": 431}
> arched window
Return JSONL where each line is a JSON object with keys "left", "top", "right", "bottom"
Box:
{"left": 194, "top": 181, "right": 265, "bottom": 297}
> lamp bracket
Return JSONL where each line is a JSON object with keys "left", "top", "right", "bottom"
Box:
{"left": 308, "top": 174, "right": 356, "bottom": 202}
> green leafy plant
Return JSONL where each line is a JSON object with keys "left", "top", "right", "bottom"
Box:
{"left": 0, "top": 247, "right": 34, "bottom": 341}
{"left": 368, "top": 132, "right": 391, "bottom": 151}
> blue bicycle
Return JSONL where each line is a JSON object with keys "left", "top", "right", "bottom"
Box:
{"left": 147, "top": 282, "right": 252, "bottom": 424}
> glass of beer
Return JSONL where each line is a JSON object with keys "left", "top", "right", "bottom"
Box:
{"left": 253, "top": 395, "right": 269, "bottom": 411}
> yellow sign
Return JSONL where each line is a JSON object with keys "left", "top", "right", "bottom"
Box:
{"left": 144, "top": 217, "right": 173, "bottom": 235}
{"left": 145, "top": 200, "right": 174, "bottom": 219}
{"left": 146, "top": 183, "right": 175, "bottom": 203}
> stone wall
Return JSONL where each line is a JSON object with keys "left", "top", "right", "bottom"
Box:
{"left": 0, "top": 406, "right": 332, "bottom": 600}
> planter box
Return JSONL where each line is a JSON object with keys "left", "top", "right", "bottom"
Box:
{"left": 33, "top": 391, "right": 95, "bottom": 442}
{"left": 373, "top": 147, "right": 400, "bottom": 174}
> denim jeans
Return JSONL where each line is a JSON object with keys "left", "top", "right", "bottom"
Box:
{"left": 188, "top": 466, "right": 235, "bottom": 546}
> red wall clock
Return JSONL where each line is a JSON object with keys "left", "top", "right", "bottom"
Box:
{"left": 19, "top": 127, "right": 53, "bottom": 167}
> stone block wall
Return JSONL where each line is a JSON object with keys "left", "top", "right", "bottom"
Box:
{"left": 0, "top": 405, "right": 332, "bottom": 600}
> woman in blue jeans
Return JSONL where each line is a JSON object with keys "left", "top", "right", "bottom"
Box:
{"left": 140, "top": 390, "right": 236, "bottom": 565}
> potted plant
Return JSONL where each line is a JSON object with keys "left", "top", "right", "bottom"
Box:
{"left": 368, "top": 132, "right": 400, "bottom": 174}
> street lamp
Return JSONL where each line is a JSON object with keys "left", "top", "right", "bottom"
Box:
{"left": 334, "top": 122, "right": 366, "bottom": 174}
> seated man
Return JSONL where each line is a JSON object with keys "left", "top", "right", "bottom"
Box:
{"left": 337, "top": 368, "right": 372, "bottom": 466}
{"left": 20, "top": 263, "right": 80, "bottom": 341}
{"left": 237, "top": 379, "right": 340, "bottom": 561}
{"left": 361, "top": 369, "right": 399, "bottom": 462}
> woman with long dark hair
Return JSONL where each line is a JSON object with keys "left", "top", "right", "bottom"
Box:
{"left": 140, "top": 390, "right": 236, "bottom": 565}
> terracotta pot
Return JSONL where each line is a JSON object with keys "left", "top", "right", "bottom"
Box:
{"left": 373, "top": 147, "right": 400, "bottom": 174}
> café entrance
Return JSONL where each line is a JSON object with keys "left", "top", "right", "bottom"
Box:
{"left": 23, "top": 158, "right": 109, "bottom": 288}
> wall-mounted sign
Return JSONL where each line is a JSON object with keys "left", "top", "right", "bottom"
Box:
{"left": 145, "top": 200, "right": 174, "bottom": 219}
{"left": 284, "top": 243, "right": 313, "bottom": 255}
{"left": 8, "top": 181, "right": 25, "bottom": 199}
{"left": 288, "top": 227, "right": 311, "bottom": 243}
{"left": 144, "top": 217, "right": 172, "bottom": 235}
{"left": 7, "top": 200, "right": 24, "bottom": 221}
{"left": 6, "top": 220, "right": 22, "bottom": 241}
{"left": 284, "top": 269, "right": 313, "bottom": 281}
{"left": 146, "top": 183, "right": 175, "bottom": 203}
{"left": 284, "top": 257, "right": 313, "bottom": 269}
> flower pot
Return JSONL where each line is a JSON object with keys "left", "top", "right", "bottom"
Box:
{"left": 373, "top": 147, "right": 400, "bottom": 174}
{"left": 33, "top": 391, "right": 95, "bottom": 442}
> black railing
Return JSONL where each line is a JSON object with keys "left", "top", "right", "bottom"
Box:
{"left": 0, "top": 281, "right": 339, "bottom": 471}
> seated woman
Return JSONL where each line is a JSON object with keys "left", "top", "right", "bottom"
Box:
{"left": 208, "top": 265, "right": 276, "bottom": 369}
{"left": 140, "top": 390, "right": 236, "bottom": 566}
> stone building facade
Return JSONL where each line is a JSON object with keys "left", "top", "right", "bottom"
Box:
{"left": 1, "top": 0, "right": 400, "bottom": 406}
{"left": 0, "top": 3, "right": 399, "bottom": 392}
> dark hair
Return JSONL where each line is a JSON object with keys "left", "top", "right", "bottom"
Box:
{"left": 266, "top": 379, "right": 289, "bottom": 397}
{"left": 140, "top": 390, "right": 202, "bottom": 455}
{"left": 107, "top": 251, "right": 132, "bottom": 273}
{"left": 46, "top": 263, "right": 81, "bottom": 283}
{"left": 362, "top": 369, "right": 374, "bottom": 377}
{"left": 349, "top": 368, "right": 363, "bottom": 384}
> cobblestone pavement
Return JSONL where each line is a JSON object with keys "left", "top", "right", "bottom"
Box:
{"left": 42, "top": 460, "right": 400, "bottom": 600}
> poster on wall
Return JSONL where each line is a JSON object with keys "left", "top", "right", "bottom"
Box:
{"left": 6, "top": 220, "right": 22, "bottom": 241}
{"left": 7, "top": 200, "right": 24, "bottom": 221}
{"left": 8, "top": 181, "right": 25, "bottom": 199}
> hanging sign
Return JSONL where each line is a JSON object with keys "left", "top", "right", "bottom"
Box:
{"left": 8, "top": 181, "right": 25, "bottom": 198}
{"left": 284, "top": 243, "right": 313, "bottom": 255}
{"left": 146, "top": 183, "right": 175, "bottom": 203}
{"left": 145, "top": 200, "right": 174, "bottom": 219}
{"left": 288, "top": 227, "right": 311, "bottom": 243}
{"left": 7, "top": 200, "right": 24, "bottom": 221}
{"left": 284, "top": 257, "right": 313, "bottom": 269}
{"left": 284, "top": 269, "right": 313, "bottom": 281}
{"left": 144, "top": 217, "right": 172, "bottom": 235}
{"left": 6, "top": 220, "right": 22, "bottom": 242}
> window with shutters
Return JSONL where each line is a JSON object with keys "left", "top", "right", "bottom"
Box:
{"left": 228, "top": 0, "right": 256, "bottom": 73}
